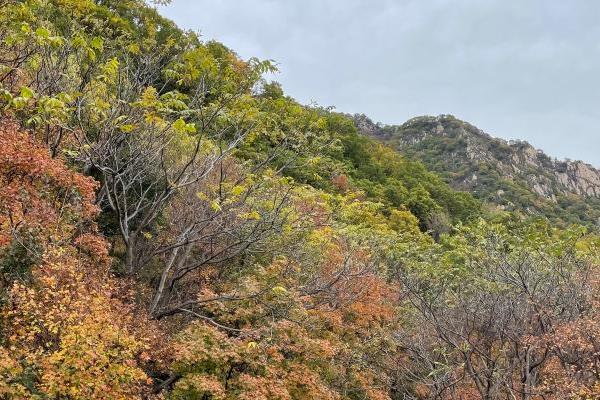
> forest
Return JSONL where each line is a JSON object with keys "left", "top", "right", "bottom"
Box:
{"left": 0, "top": 1, "right": 599, "bottom": 399}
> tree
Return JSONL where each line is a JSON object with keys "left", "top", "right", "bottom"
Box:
{"left": 0, "top": 119, "right": 153, "bottom": 398}
{"left": 166, "top": 228, "right": 400, "bottom": 400}
{"left": 398, "top": 220, "right": 598, "bottom": 399}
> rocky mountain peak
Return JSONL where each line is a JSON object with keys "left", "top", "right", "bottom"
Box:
{"left": 351, "top": 113, "right": 600, "bottom": 227}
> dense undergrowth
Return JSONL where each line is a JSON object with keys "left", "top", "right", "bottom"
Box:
{"left": 0, "top": 1, "right": 599, "bottom": 399}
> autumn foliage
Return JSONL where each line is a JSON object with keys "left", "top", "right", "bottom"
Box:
{"left": 0, "top": 0, "right": 599, "bottom": 399}
{"left": 0, "top": 121, "right": 149, "bottom": 399}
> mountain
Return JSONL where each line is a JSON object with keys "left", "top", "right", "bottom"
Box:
{"left": 353, "top": 114, "right": 600, "bottom": 228}
{"left": 2, "top": 1, "right": 600, "bottom": 399}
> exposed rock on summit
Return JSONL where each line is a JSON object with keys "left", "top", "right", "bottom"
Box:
{"left": 352, "top": 114, "right": 600, "bottom": 227}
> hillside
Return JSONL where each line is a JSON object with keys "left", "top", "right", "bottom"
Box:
{"left": 1, "top": 1, "right": 599, "bottom": 399}
{"left": 354, "top": 114, "right": 600, "bottom": 228}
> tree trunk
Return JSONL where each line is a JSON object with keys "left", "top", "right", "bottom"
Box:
{"left": 125, "top": 232, "right": 137, "bottom": 274}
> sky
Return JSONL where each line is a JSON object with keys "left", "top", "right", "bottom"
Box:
{"left": 157, "top": 0, "right": 600, "bottom": 166}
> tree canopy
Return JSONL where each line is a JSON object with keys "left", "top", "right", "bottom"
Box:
{"left": 0, "top": 1, "right": 599, "bottom": 399}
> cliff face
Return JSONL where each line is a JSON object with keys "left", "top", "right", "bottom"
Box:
{"left": 352, "top": 114, "right": 600, "bottom": 227}
{"left": 555, "top": 161, "right": 600, "bottom": 197}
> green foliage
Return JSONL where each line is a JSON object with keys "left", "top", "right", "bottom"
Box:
{"left": 2, "top": 1, "right": 599, "bottom": 399}
{"left": 328, "top": 118, "right": 481, "bottom": 229}
{"left": 371, "top": 115, "right": 600, "bottom": 229}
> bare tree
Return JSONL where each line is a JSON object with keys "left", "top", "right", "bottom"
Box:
{"left": 397, "top": 226, "right": 595, "bottom": 399}
{"left": 147, "top": 160, "right": 297, "bottom": 318}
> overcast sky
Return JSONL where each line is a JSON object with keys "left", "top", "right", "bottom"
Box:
{"left": 157, "top": 0, "right": 600, "bottom": 166}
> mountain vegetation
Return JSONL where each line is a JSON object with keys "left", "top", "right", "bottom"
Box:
{"left": 354, "top": 114, "right": 600, "bottom": 229}
{"left": 0, "top": 1, "right": 599, "bottom": 399}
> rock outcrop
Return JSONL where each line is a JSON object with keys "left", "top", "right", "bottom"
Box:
{"left": 352, "top": 114, "right": 600, "bottom": 227}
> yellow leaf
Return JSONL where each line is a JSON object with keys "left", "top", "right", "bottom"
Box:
{"left": 247, "top": 341, "right": 258, "bottom": 350}
{"left": 271, "top": 286, "right": 288, "bottom": 296}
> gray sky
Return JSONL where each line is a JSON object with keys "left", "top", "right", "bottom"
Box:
{"left": 157, "top": 0, "right": 600, "bottom": 166}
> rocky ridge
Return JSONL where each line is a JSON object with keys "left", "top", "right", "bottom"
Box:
{"left": 352, "top": 113, "right": 600, "bottom": 227}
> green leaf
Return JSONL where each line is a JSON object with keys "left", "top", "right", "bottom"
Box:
{"left": 119, "top": 124, "right": 136, "bottom": 133}
{"left": 0, "top": 89, "right": 13, "bottom": 103}
{"left": 20, "top": 86, "right": 34, "bottom": 100}
{"left": 26, "top": 115, "right": 42, "bottom": 126}
{"left": 71, "top": 35, "right": 86, "bottom": 48}
{"left": 172, "top": 118, "right": 196, "bottom": 133}
{"left": 126, "top": 43, "right": 140, "bottom": 54}
{"left": 172, "top": 118, "right": 186, "bottom": 132}
{"left": 210, "top": 200, "right": 222, "bottom": 212}
{"left": 35, "top": 27, "right": 50, "bottom": 39}
{"left": 90, "top": 36, "right": 104, "bottom": 51}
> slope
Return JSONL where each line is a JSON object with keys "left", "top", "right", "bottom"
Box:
{"left": 353, "top": 114, "right": 600, "bottom": 228}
